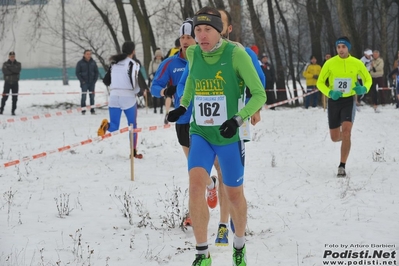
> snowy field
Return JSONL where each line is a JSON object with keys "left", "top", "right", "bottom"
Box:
{"left": 0, "top": 80, "right": 398, "bottom": 266}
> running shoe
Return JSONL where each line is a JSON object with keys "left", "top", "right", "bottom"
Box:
{"left": 97, "top": 119, "right": 109, "bottom": 136}
{"left": 233, "top": 245, "right": 247, "bottom": 266}
{"left": 192, "top": 254, "right": 212, "bottom": 266}
{"left": 183, "top": 216, "right": 192, "bottom": 227}
{"left": 206, "top": 175, "right": 218, "bottom": 209}
{"left": 215, "top": 224, "right": 229, "bottom": 246}
{"left": 337, "top": 167, "right": 346, "bottom": 177}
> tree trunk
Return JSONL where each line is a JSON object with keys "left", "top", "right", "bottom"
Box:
{"left": 360, "top": 0, "right": 370, "bottom": 48}
{"left": 129, "top": 0, "right": 156, "bottom": 73}
{"left": 246, "top": 0, "right": 267, "bottom": 54}
{"left": 88, "top": 0, "right": 121, "bottom": 57}
{"left": 212, "top": 0, "right": 225, "bottom": 8}
{"left": 179, "top": 0, "right": 195, "bottom": 19}
{"left": 305, "top": 0, "right": 323, "bottom": 64}
{"left": 266, "top": 0, "right": 287, "bottom": 102}
{"left": 319, "top": 0, "right": 336, "bottom": 55}
{"left": 274, "top": 0, "right": 298, "bottom": 105}
{"left": 337, "top": 0, "right": 361, "bottom": 57}
{"left": 115, "top": 0, "right": 132, "bottom": 41}
{"left": 227, "top": 0, "right": 242, "bottom": 43}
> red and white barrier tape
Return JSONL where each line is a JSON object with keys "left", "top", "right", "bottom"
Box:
{"left": 0, "top": 123, "right": 172, "bottom": 169}
{"left": 0, "top": 102, "right": 108, "bottom": 125}
{"left": 1, "top": 91, "right": 105, "bottom": 96}
{"left": 265, "top": 86, "right": 394, "bottom": 93}
{"left": 265, "top": 90, "right": 318, "bottom": 109}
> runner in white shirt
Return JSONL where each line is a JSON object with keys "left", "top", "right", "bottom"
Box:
{"left": 97, "top": 41, "right": 143, "bottom": 159}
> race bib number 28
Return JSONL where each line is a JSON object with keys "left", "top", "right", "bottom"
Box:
{"left": 333, "top": 78, "right": 352, "bottom": 93}
{"left": 194, "top": 95, "right": 227, "bottom": 126}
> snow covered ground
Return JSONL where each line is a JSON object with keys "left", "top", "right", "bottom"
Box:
{"left": 0, "top": 80, "right": 398, "bottom": 265}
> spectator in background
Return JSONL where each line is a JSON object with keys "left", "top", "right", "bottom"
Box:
{"left": 370, "top": 50, "right": 384, "bottom": 112}
{"left": 164, "top": 38, "right": 181, "bottom": 58}
{"left": 388, "top": 57, "right": 399, "bottom": 108}
{"left": 75, "top": 49, "right": 99, "bottom": 115}
{"left": 302, "top": 55, "right": 321, "bottom": 108}
{"left": 250, "top": 44, "right": 262, "bottom": 65}
{"left": 393, "top": 50, "right": 399, "bottom": 77}
{"left": 390, "top": 51, "right": 399, "bottom": 108}
{"left": 260, "top": 54, "right": 276, "bottom": 109}
{"left": 322, "top": 53, "right": 331, "bottom": 66}
{"left": 148, "top": 49, "right": 164, "bottom": 114}
{"left": 1, "top": 51, "right": 21, "bottom": 116}
{"left": 356, "top": 49, "right": 373, "bottom": 106}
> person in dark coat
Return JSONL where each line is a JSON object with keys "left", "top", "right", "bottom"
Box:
{"left": 1, "top": 51, "right": 22, "bottom": 115}
{"left": 75, "top": 50, "right": 99, "bottom": 114}
{"left": 260, "top": 53, "right": 276, "bottom": 109}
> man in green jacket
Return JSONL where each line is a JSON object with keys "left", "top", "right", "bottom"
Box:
{"left": 317, "top": 36, "right": 372, "bottom": 177}
{"left": 167, "top": 6, "right": 265, "bottom": 266}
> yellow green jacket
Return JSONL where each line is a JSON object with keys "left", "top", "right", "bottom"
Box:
{"left": 317, "top": 55, "right": 372, "bottom": 98}
{"left": 303, "top": 64, "right": 321, "bottom": 86}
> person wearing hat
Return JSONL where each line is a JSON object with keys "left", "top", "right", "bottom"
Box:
{"left": 151, "top": 19, "right": 196, "bottom": 125}
{"left": 317, "top": 36, "right": 372, "bottom": 178}
{"left": 148, "top": 48, "right": 164, "bottom": 114}
{"left": 150, "top": 17, "right": 200, "bottom": 169}
{"left": 1, "top": 51, "right": 22, "bottom": 115}
{"left": 370, "top": 50, "right": 385, "bottom": 111}
{"left": 302, "top": 55, "right": 321, "bottom": 109}
{"left": 388, "top": 50, "right": 399, "bottom": 108}
{"left": 167, "top": 6, "right": 265, "bottom": 266}
{"left": 356, "top": 48, "right": 373, "bottom": 106}
{"left": 260, "top": 54, "right": 276, "bottom": 103}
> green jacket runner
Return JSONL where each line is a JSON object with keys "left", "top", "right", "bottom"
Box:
{"left": 181, "top": 40, "right": 266, "bottom": 145}
{"left": 317, "top": 55, "right": 372, "bottom": 98}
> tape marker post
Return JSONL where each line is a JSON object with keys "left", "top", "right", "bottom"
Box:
{"left": 0, "top": 124, "right": 172, "bottom": 169}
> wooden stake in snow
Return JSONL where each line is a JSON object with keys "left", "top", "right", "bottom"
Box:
{"left": 129, "top": 123, "right": 134, "bottom": 181}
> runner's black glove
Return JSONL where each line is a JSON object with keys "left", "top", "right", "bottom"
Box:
{"left": 219, "top": 116, "right": 241, "bottom": 138}
{"left": 167, "top": 106, "right": 186, "bottom": 122}
{"left": 164, "top": 85, "right": 176, "bottom": 97}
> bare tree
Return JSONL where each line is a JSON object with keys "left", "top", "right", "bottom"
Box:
{"left": 337, "top": 0, "right": 361, "bottom": 57}
{"left": 266, "top": 0, "right": 287, "bottom": 102}
{"left": 359, "top": 0, "right": 371, "bottom": 49}
{"left": 177, "top": 0, "right": 195, "bottom": 19}
{"left": 305, "top": 0, "right": 323, "bottom": 63}
{"left": 274, "top": 0, "right": 299, "bottom": 105}
{"left": 227, "top": 0, "right": 242, "bottom": 43}
{"left": 246, "top": 0, "right": 267, "bottom": 54}
{"left": 319, "top": 0, "right": 336, "bottom": 55}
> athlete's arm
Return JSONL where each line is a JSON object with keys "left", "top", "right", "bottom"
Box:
{"left": 180, "top": 46, "right": 195, "bottom": 108}
{"left": 233, "top": 47, "right": 266, "bottom": 120}
{"left": 150, "top": 59, "right": 171, "bottom": 98}
{"left": 177, "top": 64, "right": 189, "bottom": 98}
{"left": 317, "top": 61, "right": 331, "bottom": 97}
{"left": 245, "top": 47, "right": 266, "bottom": 87}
